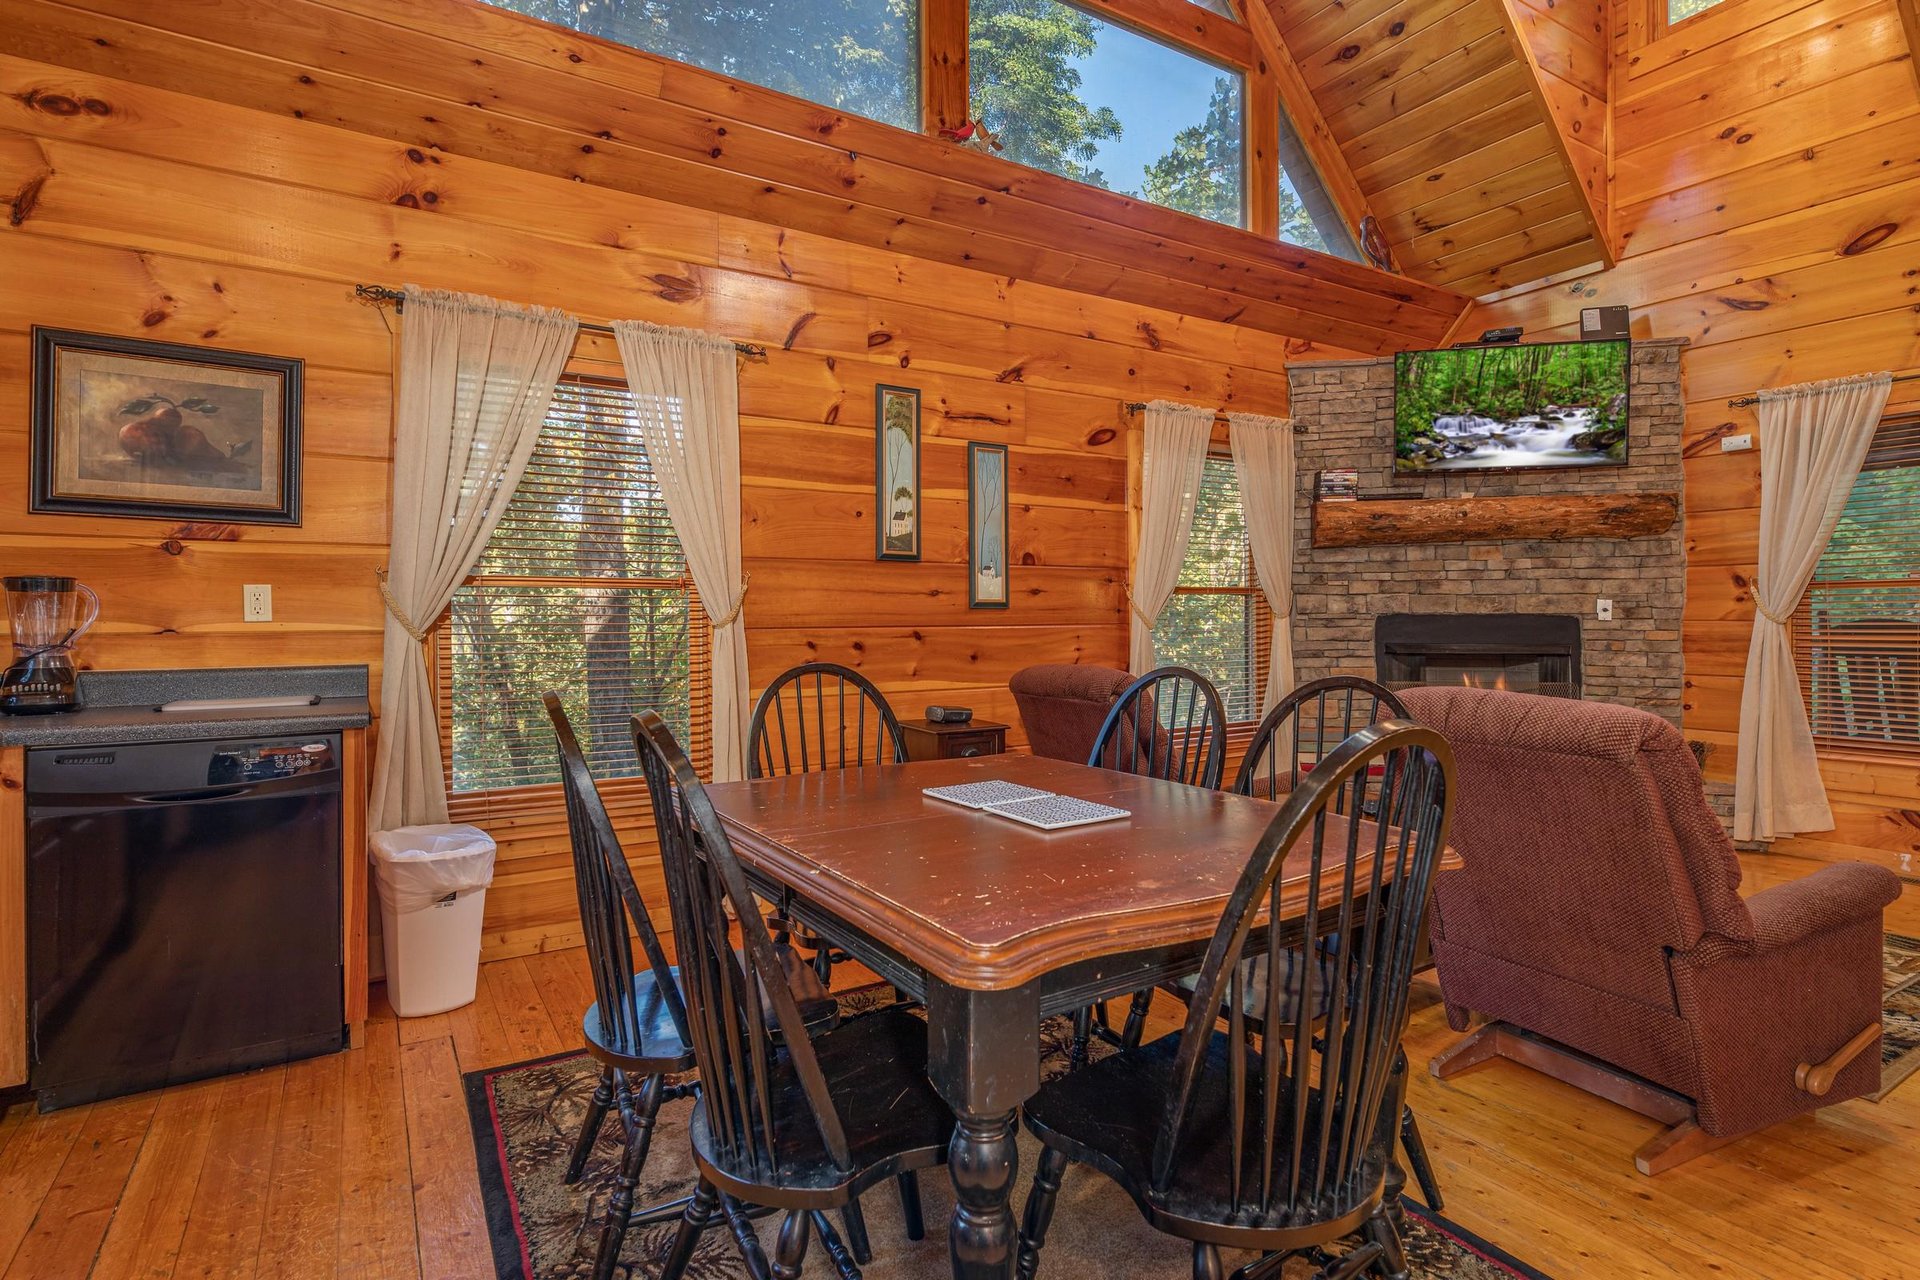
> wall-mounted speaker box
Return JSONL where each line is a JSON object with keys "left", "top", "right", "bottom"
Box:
{"left": 1580, "top": 306, "right": 1630, "bottom": 341}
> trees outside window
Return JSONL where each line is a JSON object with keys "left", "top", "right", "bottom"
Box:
{"left": 443, "top": 378, "right": 706, "bottom": 792}
{"left": 1152, "top": 456, "right": 1270, "bottom": 721}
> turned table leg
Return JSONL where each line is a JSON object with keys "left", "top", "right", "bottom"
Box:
{"left": 925, "top": 980, "right": 1041, "bottom": 1280}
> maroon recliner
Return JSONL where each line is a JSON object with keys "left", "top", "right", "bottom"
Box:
{"left": 1401, "top": 686, "right": 1900, "bottom": 1174}
{"left": 1008, "top": 664, "right": 1135, "bottom": 763}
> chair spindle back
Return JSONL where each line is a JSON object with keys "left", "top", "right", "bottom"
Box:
{"left": 1153, "top": 720, "right": 1453, "bottom": 1221}
{"left": 1234, "top": 677, "right": 1409, "bottom": 801}
{"left": 1087, "top": 666, "right": 1228, "bottom": 789}
{"left": 544, "top": 693, "right": 688, "bottom": 1054}
{"left": 634, "top": 710, "right": 853, "bottom": 1179}
{"left": 748, "top": 662, "right": 909, "bottom": 779}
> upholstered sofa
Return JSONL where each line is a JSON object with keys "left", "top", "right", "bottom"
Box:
{"left": 1400, "top": 685, "right": 1901, "bottom": 1173}
{"left": 1009, "top": 664, "right": 1135, "bottom": 764}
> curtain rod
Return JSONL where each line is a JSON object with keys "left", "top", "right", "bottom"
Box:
{"left": 354, "top": 284, "right": 769, "bottom": 360}
{"left": 1123, "top": 401, "right": 1308, "bottom": 434}
{"left": 1726, "top": 371, "right": 1920, "bottom": 408}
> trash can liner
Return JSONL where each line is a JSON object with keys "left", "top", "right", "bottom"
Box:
{"left": 369, "top": 823, "right": 497, "bottom": 914}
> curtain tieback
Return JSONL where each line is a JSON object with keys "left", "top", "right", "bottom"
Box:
{"left": 375, "top": 569, "right": 430, "bottom": 643}
{"left": 713, "top": 573, "right": 752, "bottom": 628}
{"left": 1122, "top": 582, "right": 1156, "bottom": 628}
{"left": 1753, "top": 584, "right": 1794, "bottom": 627}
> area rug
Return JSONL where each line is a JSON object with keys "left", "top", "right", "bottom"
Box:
{"left": 1875, "top": 933, "right": 1920, "bottom": 1101}
{"left": 465, "top": 989, "right": 1551, "bottom": 1280}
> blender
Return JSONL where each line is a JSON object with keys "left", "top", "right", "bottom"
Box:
{"left": 2, "top": 577, "right": 100, "bottom": 714}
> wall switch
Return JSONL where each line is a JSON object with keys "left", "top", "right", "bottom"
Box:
{"left": 1720, "top": 433, "right": 1755, "bottom": 453}
{"left": 1596, "top": 598, "right": 1614, "bottom": 621}
{"left": 243, "top": 584, "right": 273, "bottom": 623}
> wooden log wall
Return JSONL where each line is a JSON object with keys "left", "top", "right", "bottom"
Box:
{"left": 1469, "top": 0, "right": 1920, "bottom": 874}
{"left": 0, "top": 4, "right": 1400, "bottom": 960}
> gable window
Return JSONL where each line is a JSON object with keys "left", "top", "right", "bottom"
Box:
{"left": 481, "top": 0, "right": 921, "bottom": 130}
{"left": 1666, "top": 0, "right": 1729, "bottom": 24}
{"left": 1153, "top": 455, "right": 1270, "bottom": 721}
{"left": 441, "top": 377, "right": 710, "bottom": 794}
{"left": 970, "top": 0, "right": 1246, "bottom": 228}
{"left": 1275, "top": 108, "right": 1360, "bottom": 260}
{"left": 1794, "top": 417, "right": 1920, "bottom": 756}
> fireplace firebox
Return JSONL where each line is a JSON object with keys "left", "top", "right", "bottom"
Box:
{"left": 1375, "top": 614, "right": 1581, "bottom": 698}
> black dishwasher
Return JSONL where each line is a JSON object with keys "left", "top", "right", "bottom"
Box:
{"left": 26, "top": 734, "right": 345, "bottom": 1110}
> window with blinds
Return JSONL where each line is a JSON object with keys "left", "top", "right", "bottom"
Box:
{"left": 1794, "top": 416, "right": 1920, "bottom": 755}
{"left": 439, "top": 377, "right": 709, "bottom": 794}
{"left": 1153, "top": 455, "right": 1272, "bottom": 722}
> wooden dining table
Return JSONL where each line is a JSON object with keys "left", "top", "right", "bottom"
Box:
{"left": 704, "top": 752, "right": 1433, "bottom": 1280}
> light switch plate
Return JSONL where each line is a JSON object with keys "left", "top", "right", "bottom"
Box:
{"left": 1596, "top": 598, "right": 1614, "bottom": 621}
{"left": 243, "top": 584, "right": 272, "bottom": 622}
{"left": 1720, "top": 433, "right": 1754, "bottom": 452}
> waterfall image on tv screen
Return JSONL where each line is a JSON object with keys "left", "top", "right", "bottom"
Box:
{"left": 1393, "top": 340, "right": 1630, "bottom": 474}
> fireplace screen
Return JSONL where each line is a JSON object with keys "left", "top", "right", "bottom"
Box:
{"left": 1375, "top": 614, "right": 1580, "bottom": 699}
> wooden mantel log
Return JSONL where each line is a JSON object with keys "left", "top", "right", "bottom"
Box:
{"left": 1312, "top": 492, "right": 1680, "bottom": 548}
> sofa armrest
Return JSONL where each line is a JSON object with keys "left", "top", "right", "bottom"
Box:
{"left": 1742, "top": 862, "right": 1901, "bottom": 952}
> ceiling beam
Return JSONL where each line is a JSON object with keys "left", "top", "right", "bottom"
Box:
{"left": 1076, "top": 0, "right": 1258, "bottom": 67}
{"left": 1899, "top": 0, "right": 1920, "bottom": 99}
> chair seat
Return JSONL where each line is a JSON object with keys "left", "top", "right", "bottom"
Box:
{"left": 585, "top": 944, "right": 836, "bottom": 1070}
{"left": 1022, "top": 1032, "right": 1391, "bottom": 1240}
{"left": 689, "top": 1006, "right": 954, "bottom": 1202}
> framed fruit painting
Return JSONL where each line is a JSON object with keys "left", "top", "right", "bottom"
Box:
{"left": 30, "top": 328, "right": 303, "bottom": 526}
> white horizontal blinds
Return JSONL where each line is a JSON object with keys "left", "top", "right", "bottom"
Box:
{"left": 1153, "top": 455, "right": 1271, "bottom": 722}
{"left": 442, "top": 377, "right": 709, "bottom": 795}
{"left": 1794, "top": 416, "right": 1920, "bottom": 755}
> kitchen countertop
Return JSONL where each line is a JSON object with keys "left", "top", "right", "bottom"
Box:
{"left": 0, "top": 664, "right": 372, "bottom": 747}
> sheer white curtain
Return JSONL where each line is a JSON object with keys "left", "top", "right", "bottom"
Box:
{"left": 370, "top": 286, "right": 577, "bottom": 831}
{"left": 613, "top": 320, "right": 750, "bottom": 783}
{"left": 1129, "top": 402, "right": 1215, "bottom": 673}
{"left": 1229, "top": 412, "right": 1297, "bottom": 711}
{"left": 1734, "top": 371, "right": 1892, "bottom": 842}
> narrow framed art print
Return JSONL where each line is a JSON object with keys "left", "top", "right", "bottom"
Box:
{"left": 875, "top": 384, "right": 921, "bottom": 561}
{"left": 31, "top": 328, "right": 303, "bottom": 526}
{"left": 968, "top": 441, "right": 1010, "bottom": 609}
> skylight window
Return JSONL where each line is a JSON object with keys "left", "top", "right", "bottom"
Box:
{"left": 1667, "top": 0, "right": 1729, "bottom": 23}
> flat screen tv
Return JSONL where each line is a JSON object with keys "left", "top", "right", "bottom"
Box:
{"left": 1393, "top": 339, "right": 1630, "bottom": 474}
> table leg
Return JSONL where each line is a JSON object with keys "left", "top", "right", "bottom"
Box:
{"left": 925, "top": 980, "right": 1041, "bottom": 1280}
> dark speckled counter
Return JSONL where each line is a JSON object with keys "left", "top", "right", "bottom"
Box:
{"left": 0, "top": 665, "right": 371, "bottom": 747}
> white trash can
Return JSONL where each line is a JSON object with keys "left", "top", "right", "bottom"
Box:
{"left": 370, "top": 823, "right": 497, "bottom": 1017}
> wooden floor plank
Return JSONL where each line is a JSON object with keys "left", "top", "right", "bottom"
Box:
{"left": 1, "top": 1092, "right": 158, "bottom": 1280}
{"left": 169, "top": 1065, "right": 286, "bottom": 1280}
{"left": 89, "top": 1078, "right": 223, "bottom": 1280}
{"left": 480, "top": 958, "right": 567, "bottom": 1064}
{"left": 0, "top": 1103, "right": 90, "bottom": 1274}
{"left": 398, "top": 1038, "right": 492, "bottom": 1280}
{"left": 254, "top": 1053, "right": 347, "bottom": 1280}
{"left": 336, "top": 1019, "right": 421, "bottom": 1280}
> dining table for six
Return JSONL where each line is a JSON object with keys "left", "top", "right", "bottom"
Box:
{"left": 704, "top": 751, "right": 1433, "bottom": 1280}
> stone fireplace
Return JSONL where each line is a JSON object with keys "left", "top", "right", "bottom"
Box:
{"left": 1375, "top": 613, "right": 1582, "bottom": 698}
{"left": 1284, "top": 339, "right": 1687, "bottom": 726}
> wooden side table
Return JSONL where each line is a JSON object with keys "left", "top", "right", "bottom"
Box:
{"left": 900, "top": 718, "right": 1008, "bottom": 762}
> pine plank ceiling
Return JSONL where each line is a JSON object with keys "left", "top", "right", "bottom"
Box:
{"left": 1266, "top": 0, "right": 1616, "bottom": 296}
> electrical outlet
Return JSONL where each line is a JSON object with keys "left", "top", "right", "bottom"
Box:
{"left": 1596, "top": 598, "right": 1614, "bottom": 621}
{"left": 1720, "top": 433, "right": 1755, "bottom": 453}
{"left": 243, "top": 584, "right": 272, "bottom": 623}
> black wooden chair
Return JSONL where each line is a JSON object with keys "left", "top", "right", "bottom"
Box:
{"left": 636, "top": 710, "right": 952, "bottom": 1280}
{"left": 546, "top": 695, "right": 838, "bottom": 1280}
{"left": 1076, "top": 667, "right": 1228, "bottom": 1062}
{"left": 1234, "top": 677, "right": 1409, "bottom": 800}
{"left": 748, "top": 661, "right": 910, "bottom": 984}
{"left": 1086, "top": 666, "right": 1229, "bottom": 790}
{"left": 1122, "top": 678, "right": 1444, "bottom": 1210}
{"left": 1017, "top": 719, "right": 1454, "bottom": 1280}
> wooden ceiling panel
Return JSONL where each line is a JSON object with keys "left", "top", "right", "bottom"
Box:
{"left": 1266, "top": 0, "right": 1613, "bottom": 295}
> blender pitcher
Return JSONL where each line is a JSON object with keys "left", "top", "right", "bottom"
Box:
{"left": 2, "top": 577, "right": 100, "bottom": 714}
